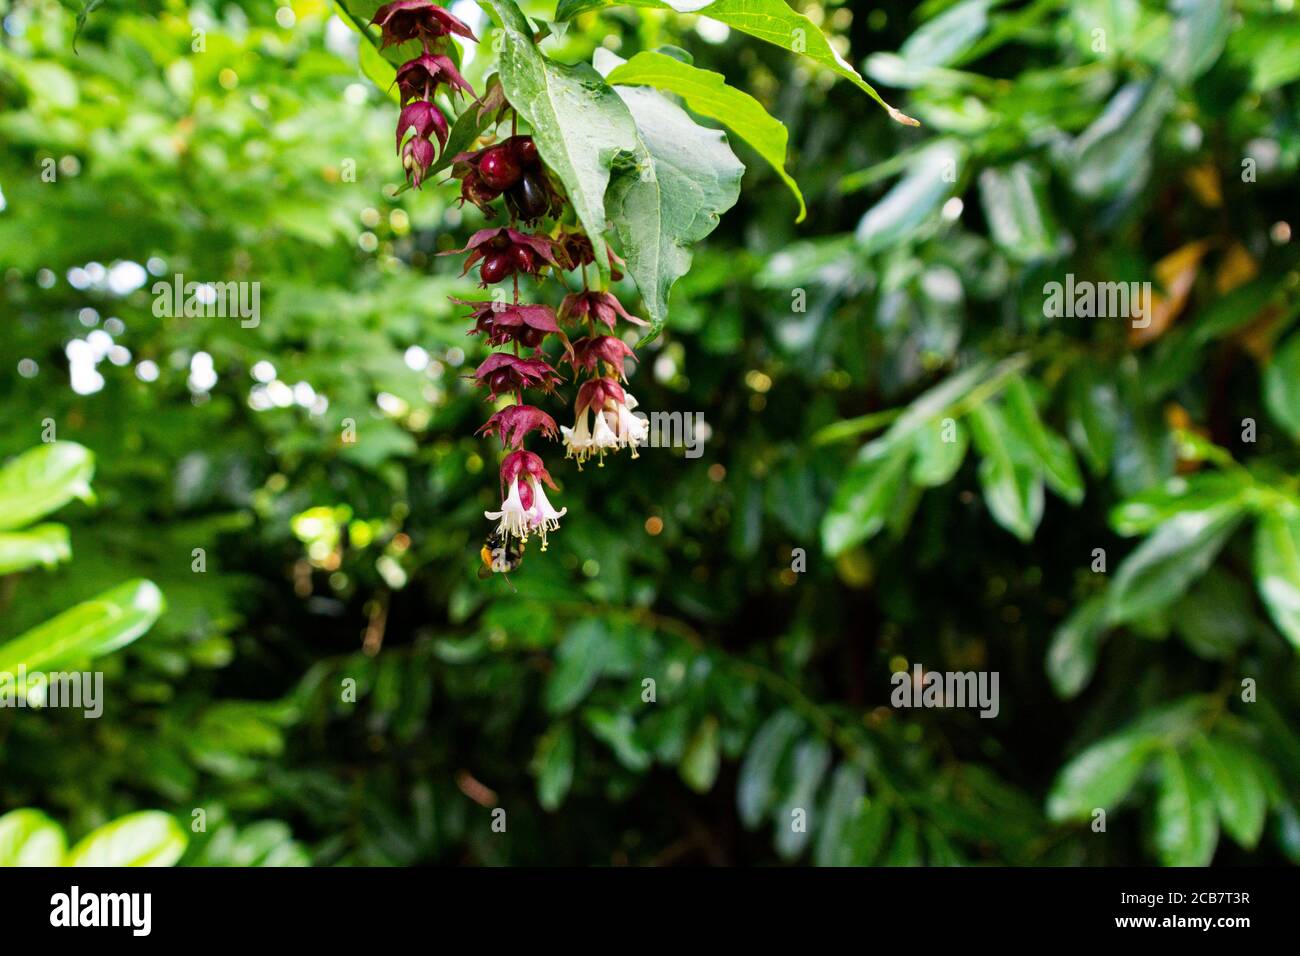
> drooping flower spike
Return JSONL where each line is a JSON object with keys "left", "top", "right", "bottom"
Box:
{"left": 375, "top": 17, "right": 655, "bottom": 568}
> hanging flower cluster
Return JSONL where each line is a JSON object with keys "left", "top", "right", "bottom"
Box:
{"left": 376, "top": 0, "right": 649, "bottom": 572}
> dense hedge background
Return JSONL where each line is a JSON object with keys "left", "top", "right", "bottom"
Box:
{"left": 1, "top": 0, "right": 1299, "bottom": 866}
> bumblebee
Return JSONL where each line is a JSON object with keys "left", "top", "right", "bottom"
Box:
{"left": 478, "top": 528, "right": 525, "bottom": 579}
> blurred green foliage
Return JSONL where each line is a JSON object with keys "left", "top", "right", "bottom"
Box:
{"left": 1, "top": 0, "right": 1298, "bottom": 866}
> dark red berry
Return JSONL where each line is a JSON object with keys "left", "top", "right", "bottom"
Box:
{"left": 480, "top": 253, "right": 513, "bottom": 284}
{"left": 510, "top": 170, "right": 549, "bottom": 221}
{"left": 512, "top": 137, "right": 539, "bottom": 165}
{"left": 488, "top": 369, "right": 514, "bottom": 394}
{"left": 518, "top": 326, "right": 545, "bottom": 349}
{"left": 510, "top": 245, "right": 537, "bottom": 274}
{"left": 479, "top": 146, "right": 522, "bottom": 191}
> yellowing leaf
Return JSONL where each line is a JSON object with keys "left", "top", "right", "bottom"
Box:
{"left": 1130, "top": 239, "right": 1213, "bottom": 346}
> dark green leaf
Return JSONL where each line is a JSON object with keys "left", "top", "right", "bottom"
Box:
{"left": 1046, "top": 594, "right": 1108, "bottom": 699}
{"left": 773, "top": 737, "right": 831, "bottom": 860}
{"left": 545, "top": 619, "right": 611, "bottom": 713}
{"left": 680, "top": 715, "right": 721, "bottom": 793}
{"left": 1254, "top": 511, "right": 1300, "bottom": 650}
{"left": 1046, "top": 731, "right": 1159, "bottom": 821}
{"left": 1107, "top": 503, "right": 1245, "bottom": 624}
{"left": 968, "top": 402, "right": 1044, "bottom": 541}
{"left": 533, "top": 722, "right": 576, "bottom": 811}
{"left": 737, "top": 709, "right": 802, "bottom": 827}
{"left": 813, "top": 764, "right": 865, "bottom": 867}
{"left": 821, "top": 443, "right": 911, "bottom": 556}
{"left": 1153, "top": 748, "right": 1218, "bottom": 867}
{"left": 1192, "top": 735, "right": 1266, "bottom": 849}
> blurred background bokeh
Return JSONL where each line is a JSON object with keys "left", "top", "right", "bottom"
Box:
{"left": 2, "top": 0, "right": 1299, "bottom": 865}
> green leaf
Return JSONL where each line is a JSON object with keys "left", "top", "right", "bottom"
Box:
{"left": 967, "top": 402, "right": 1044, "bottom": 542}
{"left": 1191, "top": 735, "right": 1267, "bottom": 849}
{"left": 1153, "top": 748, "right": 1218, "bottom": 867}
{"left": 1003, "top": 375, "right": 1084, "bottom": 504}
{"left": 813, "top": 764, "right": 865, "bottom": 866}
{"left": 737, "top": 709, "right": 803, "bottom": 828}
{"left": 1167, "top": 0, "right": 1231, "bottom": 83}
{"left": 583, "top": 707, "right": 652, "bottom": 771}
{"left": 1172, "top": 568, "right": 1253, "bottom": 660}
{"left": 605, "top": 50, "right": 804, "bottom": 220}
{"left": 359, "top": 42, "right": 398, "bottom": 103}
{"left": 479, "top": 0, "right": 639, "bottom": 278}
{"left": 1046, "top": 594, "right": 1108, "bottom": 699}
{"left": 978, "top": 162, "right": 1064, "bottom": 263}
{"left": 65, "top": 811, "right": 187, "bottom": 867}
{"left": 1110, "top": 472, "right": 1249, "bottom": 537}
{"left": 883, "top": 818, "right": 922, "bottom": 865}
{"left": 680, "top": 715, "right": 721, "bottom": 793}
{"left": 897, "top": 0, "right": 991, "bottom": 71}
{"left": 1106, "top": 503, "right": 1245, "bottom": 625}
{"left": 0, "top": 524, "right": 71, "bottom": 576}
{"left": 825, "top": 359, "right": 988, "bottom": 451}
{"left": 553, "top": 0, "right": 918, "bottom": 125}
{"left": 0, "top": 809, "right": 66, "bottom": 866}
{"left": 533, "top": 722, "right": 576, "bottom": 811}
{"left": 1254, "top": 511, "right": 1300, "bottom": 650}
{"left": 820, "top": 443, "right": 911, "bottom": 556}
{"left": 843, "top": 795, "right": 891, "bottom": 865}
{"left": 773, "top": 737, "right": 831, "bottom": 860}
{"left": 856, "top": 140, "right": 964, "bottom": 252}
{"left": 911, "top": 418, "right": 968, "bottom": 487}
{"left": 0, "top": 579, "right": 165, "bottom": 677}
{"left": 1067, "top": 362, "right": 1120, "bottom": 476}
{"left": 1067, "top": 80, "right": 1175, "bottom": 200}
{"left": 598, "top": 53, "right": 744, "bottom": 341}
{"left": 0, "top": 442, "right": 95, "bottom": 531}
{"left": 1046, "top": 731, "right": 1159, "bottom": 821}
{"left": 545, "top": 619, "right": 610, "bottom": 713}
{"left": 1264, "top": 331, "right": 1300, "bottom": 439}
